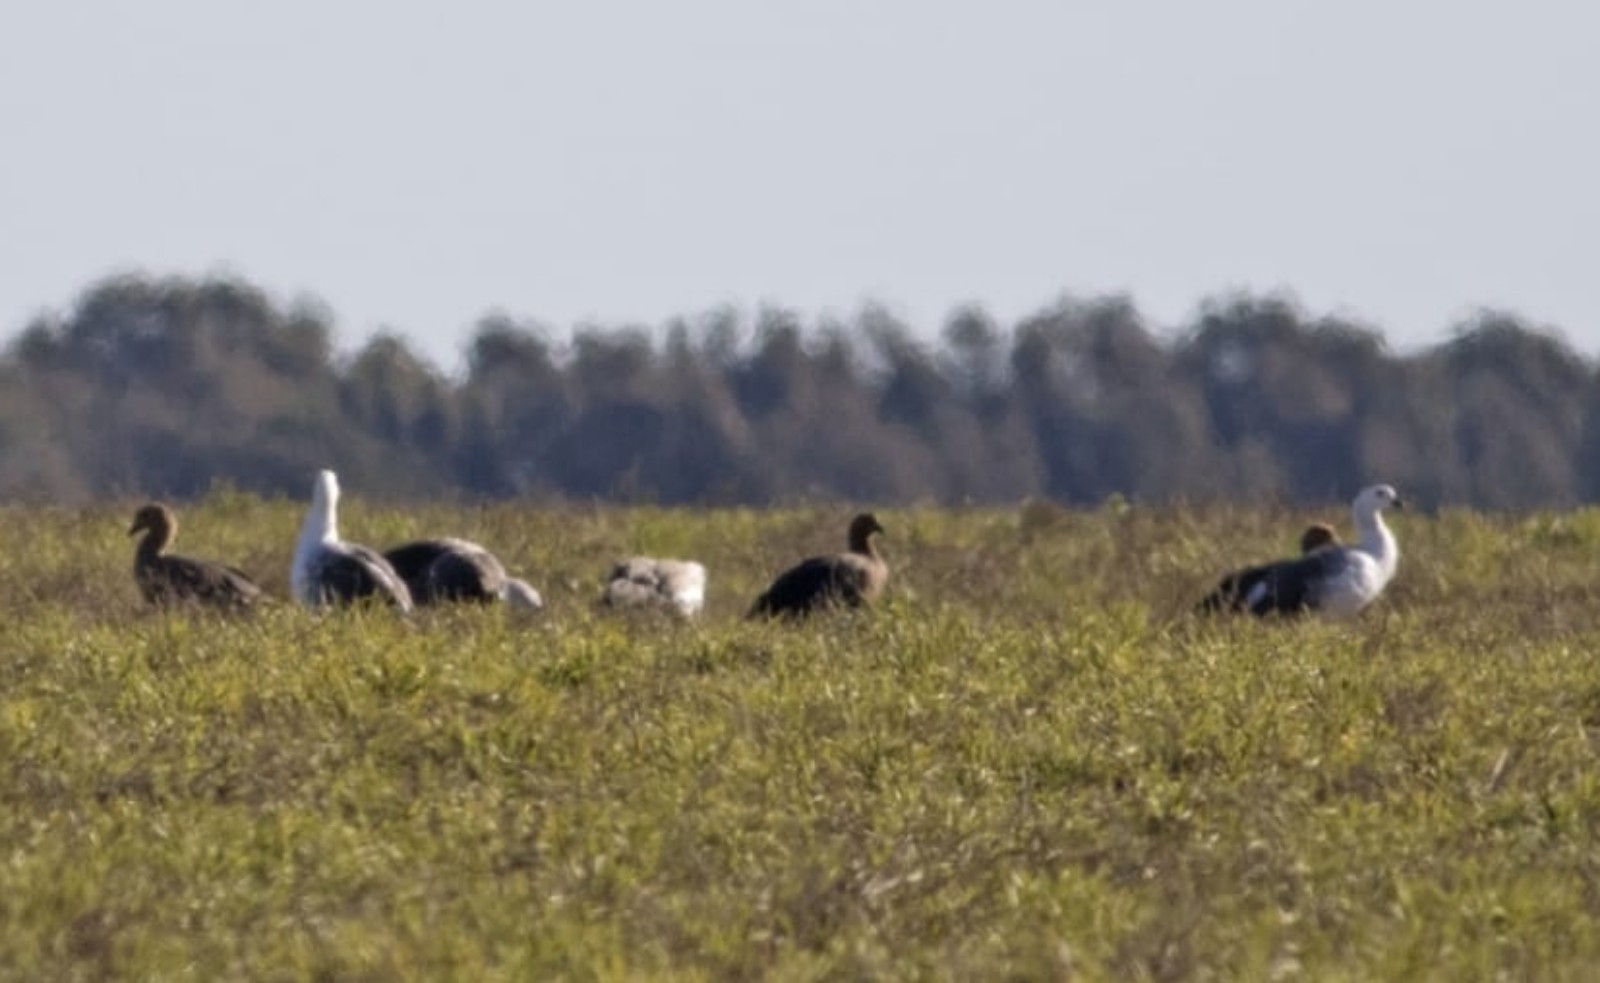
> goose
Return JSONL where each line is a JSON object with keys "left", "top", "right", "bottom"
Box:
{"left": 290, "top": 469, "right": 413, "bottom": 612}
{"left": 1198, "top": 485, "right": 1403, "bottom": 618}
{"left": 383, "top": 537, "right": 543, "bottom": 611}
{"left": 1198, "top": 521, "right": 1343, "bottom": 614}
{"left": 128, "top": 502, "right": 262, "bottom": 611}
{"left": 749, "top": 513, "right": 888, "bottom": 619}
{"left": 602, "top": 557, "right": 707, "bottom": 617}
{"left": 1298, "top": 522, "right": 1341, "bottom": 554}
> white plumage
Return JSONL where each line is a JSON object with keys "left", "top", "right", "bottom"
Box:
{"left": 291, "top": 469, "right": 413, "bottom": 612}
{"left": 602, "top": 557, "right": 708, "bottom": 617}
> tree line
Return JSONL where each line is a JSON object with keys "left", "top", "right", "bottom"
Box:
{"left": 2, "top": 273, "right": 1596, "bottom": 508}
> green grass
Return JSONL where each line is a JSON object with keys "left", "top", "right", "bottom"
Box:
{"left": 4, "top": 496, "right": 1600, "bottom": 980}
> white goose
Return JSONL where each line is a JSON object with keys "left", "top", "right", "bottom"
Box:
{"left": 602, "top": 557, "right": 707, "bottom": 617}
{"left": 291, "top": 469, "right": 413, "bottom": 612}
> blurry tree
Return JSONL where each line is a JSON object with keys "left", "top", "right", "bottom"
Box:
{"left": 1438, "top": 313, "right": 1588, "bottom": 507}
{"left": 1012, "top": 297, "right": 1210, "bottom": 502}
{"left": 2, "top": 273, "right": 1597, "bottom": 508}
{"left": 457, "top": 314, "right": 571, "bottom": 496}
{"left": 1176, "top": 295, "right": 1357, "bottom": 500}
{"left": 338, "top": 332, "right": 459, "bottom": 495}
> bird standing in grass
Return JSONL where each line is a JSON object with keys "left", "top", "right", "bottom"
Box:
{"left": 749, "top": 513, "right": 888, "bottom": 619}
{"left": 128, "top": 502, "right": 263, "bottom": 611}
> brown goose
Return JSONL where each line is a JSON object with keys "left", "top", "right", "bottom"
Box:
{"left": 749, "top": 513, "right": 888, "bottom": 619}
{"left": 383, "top": 537, "right": 543, "bottom": 610}
{"left": 128, "top": 502, "right": 263, "bottom": 611}
{"left": 1298, "top": 522, "right": 1341, "bottom": 554}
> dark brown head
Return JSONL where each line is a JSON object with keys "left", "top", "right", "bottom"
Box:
{"left": 128, "top": 503, "right": 177, "bottom": 552}
{"left": 1299, "top": 522, "right": 1340, "bottom": 554}
{"left": 847, "top": 512, "right": 885, "bottom": 555}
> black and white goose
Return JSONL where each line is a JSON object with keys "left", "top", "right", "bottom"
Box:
{"left": 128, "top": 502, "right": 263, "bottom": 611}
{"left": 291, "top": 469, "right": 413, "bottom": 612}
{"left": 1198, "top": 485, "right": 1403, "bottom": 618}
{"left": 602, "top": 557, "right": 707, "bottom": 617}
{"left": 383, "top": 537, "right": 543, "bottom": 611}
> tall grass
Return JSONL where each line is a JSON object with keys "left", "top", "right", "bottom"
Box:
{"left": 3, "top": 495, "right": 1600, "bottom": 980}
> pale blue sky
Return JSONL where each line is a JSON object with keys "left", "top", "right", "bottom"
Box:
{"left": 2, "top": 1, "right": 1595, "bottom": 372}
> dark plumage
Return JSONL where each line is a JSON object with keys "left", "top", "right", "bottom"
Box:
{"left": 299, "top": 543, "right": 411, "bottom": 610}
{"left": 1198, "top": 523, "right": 1340, "bottom": 616}
{"left": 1197, "top": 548, "right": 1344, "bottom": 616}
{"left": 128, "top": 502, "right": 262, "bottom": 611}
{"left": 383, "top": 537, "right": 543, "bottom": 610}
{"left": 749, "top": 513, "right": 888, "bottom": 619}
{"left": 1299, "top": 522, "right": 1341, "bottom": 554}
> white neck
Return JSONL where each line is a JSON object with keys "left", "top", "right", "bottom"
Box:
{"left": 298, "top": 493, "right": 338, "bottom": 551}
{"left": 1352, "top": 502, "right": 1398, "bottom": 581}
{"left": 291, "top": 488, "right": 340, "bottom": 607}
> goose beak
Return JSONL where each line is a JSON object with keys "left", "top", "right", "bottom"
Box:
{"left": 1393, "top": 496, "right": 1406, "bottom": 511}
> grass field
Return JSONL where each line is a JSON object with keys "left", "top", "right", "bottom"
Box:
{"left": 4, "top": 493, "right": 1600, "bottom": 980}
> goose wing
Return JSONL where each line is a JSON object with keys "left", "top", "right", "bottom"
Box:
{"left": 142, "top": 554, "right": 263, "bottom": 609}
{"left": 312, "top": 543, "right": 413, "bottom": 611}
{"left": 385, "top": 538, "right": 506, "bottom": 604}
{"left": 382, "top": 540, "right": 450, "bottom": 597}
{"left": 427, "top": 543, "right": 506, "bottom": 603}
{"left": 1238, "top": 549, "right": 1352, "bottom": 616}
{"left": 1197, "top": 561, "right": 1275, "bottom": 614}
{"left": 750, "top": 555, "right": 871, "bottom": 618}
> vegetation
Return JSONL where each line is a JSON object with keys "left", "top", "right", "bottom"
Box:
{"left": 5, "top": 272, "right": 1600, "bottom": 507}
{"left": 4, "top": 495, "right": 1600, "bottom": 980}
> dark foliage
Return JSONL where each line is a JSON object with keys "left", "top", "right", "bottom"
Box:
{"left": 3, "top": 273, "right": 1595, "bottom": 507}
